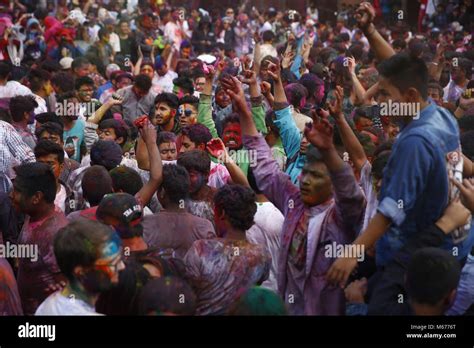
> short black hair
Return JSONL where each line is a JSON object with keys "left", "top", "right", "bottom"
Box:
{"left": 173, "top": 76, "right": 194, "bottom": 95}
{"left": 9, "top": 95, "right": 38, "bottom": 122}
{"left": 99, "top": 119, "right": 129, "bottom": 145}
{"left": 0, "top": 61, "right": 12, "bottom": 79}
{"left": 377, "top": 53, "right": 429, "bottom": 100}
{"left": 98, "top": 27, "right": 110, "bottom": 40}
{"left": 457, "top": 58, "right": 473, "bottom": 80}
{"left": 54, "top": 219, "right": 116, "bottom": 282}
{"left": 51, "top": 72, "right": 75, "bottom": 93}
{"left": 13, "top": 162, "right": 56, "bottom": 203}
{"left": 154, "top": 92, "right": 179, "bottom": 111}
{"left": 82, "top": 165, "right": 114, "bottom": 206}
{"left": 0, "top": 108, "right": 11, "bottom": 123}
{"left": 90, "top": 140, "right": 123, "bottom": 170}
{"left": 157, "top": 131, "right": 177, "bottom": 146}
{"left": 35, "top": 122, "right": 64, "bottom": 142}
{"left": 137, "top": 276, "right": 196, "bottom": 315}
{"left": 392, "top": 38, "right": 407, "bottom": 50}
{"left": 406, "top": 247, "right": 461, "bottom": 306}
{"left": 71, "top": 57, "right": 90, "bottom": 71}
{"left": 96, "top": 259, "right": 151, "bottom": 315}
{"left": 181, "top": 124, "right": 212, "bottom": 147}
{"left": 109, "top": 166, "right": 144, "bottom": 196}
{"left": 162, "top": 164, "right": 190, "bottom": 204}
{"left": 214, "top": 184, "right": 256, "bottom": 231}
{"left": 134, "top": 74, "right": 152, "bottom": 92}
{"left": 34, "top": 140, "right": 65, "bottom": 164}
{"left": 179, "top": 95, "right": 199, "bottom": 107}
{"left": 262, "top": 30, "right": 275, "bottom": 42}
{"left": 222, "top": 113, "right": 241, "bottom": 132}
{"left": 306, "top": 145, "right": 324, "bottom": 164}
{"left": 75, "top": 76, "right": 95, "bottom": 91}
{"left": 177, "top": 149, "right": 210, "bottom": 175}
{"left": 27, "top": 68, "right": 51, "bottom": 93}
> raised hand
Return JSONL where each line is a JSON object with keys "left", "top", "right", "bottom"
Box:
{"left": 304, "top": 109, "right": 335, "bottom": 151}
{"left": 238, "top": 69, "right": 257, "bottom": 85}
{"left": 354, "top": 2, "right": 376, "bottom": 31}
{"left": 221, "top": 75, "right": 249, "bottom": 115}
{"left": 281, "top": 49, "right": 296, "bottom": 69}
{"left": 260, "top": 81, "right": 272, "bottom": 95}
{"left": 206, "top": 138, "right": 228, "bottom": 161}
{"left": 138, "top": 118, "right": 157, "bottom": 145}
{"left": 346, "top": 56, "right": 356, "bottom": 75}
{"left": 328, "top": 86, "right": 344, "bottom": 119}
{"left": 266, "top": 61, "right": 281, "bottom": 82}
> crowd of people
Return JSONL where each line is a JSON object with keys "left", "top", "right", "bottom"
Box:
{"left": 0, "top": 0, "right": 473, "bottom": 317}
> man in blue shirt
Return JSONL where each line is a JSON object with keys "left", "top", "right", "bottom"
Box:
{"left": 327, "top": 52, "right": 471, "bottom": 286}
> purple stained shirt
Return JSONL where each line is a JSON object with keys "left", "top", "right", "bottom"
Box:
{"left": 184, "top": 238, "right": 271, "bottom": 315}
{"left": 17, "top": 208, "right": 68, "bottom": 315}
{"left": 243, "top": 133, "right": 366, "bottom": 315}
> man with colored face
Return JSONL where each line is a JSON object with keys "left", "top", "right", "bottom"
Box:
{"left": 35, "top": 219, "right": 125, "bottom": 315}
{"left": 178, "top": 96, "right": 199, "bottom": 128}
{"left": 9, "top": 95, "right": 38, "bottom": 150}
{"left": 221, "top": 116, "right": 242, "bottom": 151}
{"left": 71, "top": 57, "right": 92, "bottom": 79}
{"left": 34, "top": 140, "right": 75, "bottom": 215}
{"left": 177, "top": 150, "right": 217, "bottom": 224}
{"left": 227, "top": 67, "right": 365, "bottom": 315}
{"left": 154, "top": 92, "right": 181, "bottom": 134}
{"left": 329, "top": 53, "right": 469, "bottom": 289}
{"left": 75, "top": 76, "right": 102, "bottom": 119}
{"left": 157, "top": 132, "right": 178, "bottom": 161}
{"left": 10, "top": 162, "right": 69, "bottom": 315}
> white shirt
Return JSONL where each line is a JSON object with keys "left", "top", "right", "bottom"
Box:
{"left": 33, "top": 94, "right": 48, "bottom": 114}
{"left": 0, "top": 81, "right": 32, "bottom": 99}
{"left": 54, "top": 184, "right": 67, "bottom": 213}
{"left": 359, "top": 161, "right": 378, "bottom": 232}
{"left": 109, "top": 32, "right": 121, "bottom": 53}
{"left": 246, "top": 201, "right": 284, "bottom": 292}
{"left": 153, "top": 70, "right": 178, "bottom": 94}
{"left": 35, "top": 291, "right": 102, "bottom": 316}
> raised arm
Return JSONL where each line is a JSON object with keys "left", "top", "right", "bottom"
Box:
{"left": 206, "top": 138, "right": 249, "bottom": 187}
{"left": 197, "top": 64, "right": 219, "bottom": 138}
{"left": 347, "top": 57, "right": 367, "bottom": 106}
{"left": 267, "top": 61, "right": 301, "bottom": 158}
{"left": 222, "top": 75, "right": 299, "bottom": 213}
{"left": 136, "top": 121, "right": 162, "bottom": 207}
{"left": 331, "top": 86, "right": 368, "bottom": 172}
{"left": 354, "top": 2, "right": 395, "bottom": 62}
{"left": 240, "top": 69, "right": 267, "bottom": 134}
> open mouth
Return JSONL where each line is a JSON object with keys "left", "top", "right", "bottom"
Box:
{"left": 226, "top": 140, "right": 237, "bottom": 147}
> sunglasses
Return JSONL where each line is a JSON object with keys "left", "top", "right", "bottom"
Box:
{"left": 179, "top": 109, "right": 195, "bottom": 117}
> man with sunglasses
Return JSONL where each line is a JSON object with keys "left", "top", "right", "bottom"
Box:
{"left": 178, "top": 95, "right": 199, "bottom": 128}
{"left": 35, "top": 219, "right": 125, "bottom": 315}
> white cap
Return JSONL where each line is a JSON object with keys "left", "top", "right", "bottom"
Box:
{"left": 197, "top": 54, "right": 217, "bottom": 65}
{"left": 59, "top": 57, "right": 74, "bottom": 70}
